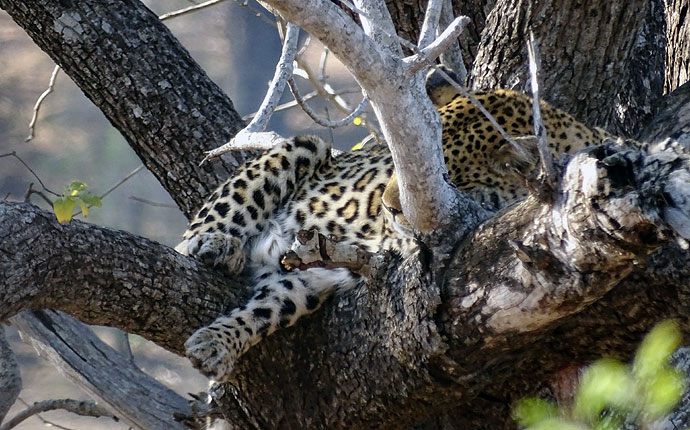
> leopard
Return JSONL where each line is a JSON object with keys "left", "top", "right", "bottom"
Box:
{"left": 177, "top": 88, "right": 612, "bottom": 381}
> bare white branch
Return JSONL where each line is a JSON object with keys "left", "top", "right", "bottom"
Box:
{"left": 418, "top": 0, "right": 444, "bottom": 48}
{"left": 404, "top": 16, "right": 470, "bottom": 76}
{"left": 0, "top": 399, "right": 117, "bottom": 430}
{"left": 438, "top": 0, "right": 467, "bottom": 83}
{"left": 25, "top": 65, "right": 60, "bottom": 143}
{"left": 203, "top": 22, "right": 300, "bottom": 161}
{"left": 527, "top": 31, "right": 556, "bottom": 186}
{"left": 350, "top": 0, "right": 402, "bottom": 56}
{"left": 287, "top": 77, "right": 369, "bottom": 128}
{"left": 245, "top": 23, "right": 300, "bottom": 134}
{"left": 158, "top": 0, "right": 226, "bottom": 20}
{"left": 262, "top": 0, "right": 458, "bottom": 231}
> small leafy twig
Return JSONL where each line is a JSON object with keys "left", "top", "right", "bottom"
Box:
{"left": 70, "top": 164, "right": 145, "bottom": 218}
{"left": 53, "top": 181, "right": 102, "bottom": 223}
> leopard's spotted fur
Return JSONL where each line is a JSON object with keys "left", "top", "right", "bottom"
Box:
{"left": 177, "top": 89, "right": 611, "bottom": 380}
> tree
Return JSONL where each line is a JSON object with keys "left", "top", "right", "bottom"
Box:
{"left": 1, "top": 0, "right": 690, "bottom": 429}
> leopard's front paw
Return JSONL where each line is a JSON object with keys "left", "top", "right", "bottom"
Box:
{"left": 184, "top": 233, "right": 246, "bottom": 275}
{"left": 185, "top": 326, "right": 239, "bottom": 381}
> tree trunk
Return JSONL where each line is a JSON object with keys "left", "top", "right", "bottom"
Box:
{"left": 1, "top": 0, "right": 690, "bottom": 429}
{"left": 665, "top": 0, "right": 690, "bottom": 92}
{"left": 0, "top": 0, "right": 251, "bottom": 218}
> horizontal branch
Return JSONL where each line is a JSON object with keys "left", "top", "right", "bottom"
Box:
{"left": 2, "top": 135, "right": 689, "bottom": 428}
{"left": 0, "top": 202, "right": 252, "bottom": 353}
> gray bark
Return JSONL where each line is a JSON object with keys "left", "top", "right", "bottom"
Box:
{"left": 471, "top": 0, "right": 666, "bottom": 138}
{"left": 665, "top": 0, "right": 690, "bottom": 92}
{"left": 11, "top": 311, "right": 186, "bottom": 429}
{"left": 0, "top": 328, "right": 21, "bottom": 424}
{"left": 3, "top": 133, "right": 690, "bottom": 428}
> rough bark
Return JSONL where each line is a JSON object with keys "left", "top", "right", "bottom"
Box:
{"left": 0, "top": 202, "right": 250, "bottom": 352}
{"left": 2, "top": 0, "right": 690, "bottom": 429}
{"left": 0, "top": 0, "right": 251, "bottom": 218}
{"left": 0, "top": 328, "right": 21, "bottom": 424}
{"left": 10, "top": 311, "right": 186, "bottom": 429}
{"left": 640, "top": 80, "right": 690, "bottom": 143}
{"left": 3, "top": 133, "right": 690, "bottom": 429}
{"left": 666, "top": 0, "right": 690, "bottom": 92}
{"left": 471, "top": 0, "right": 666, "bottom": 138}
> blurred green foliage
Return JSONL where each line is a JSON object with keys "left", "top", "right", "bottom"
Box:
{"left": 513, "top": 320, "right": 686, "bottom": 430}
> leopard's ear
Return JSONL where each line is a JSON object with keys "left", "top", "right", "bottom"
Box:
{"left": 425, "top": 65, "right": 463, "bottom": 108}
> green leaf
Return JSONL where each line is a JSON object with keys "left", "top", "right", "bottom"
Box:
{"left": 593, "top": 412, "right": 624, "bottom": 430}
{"left": 73, "top": 196, "right": 89, "bottom": 217}
{"left": 79, "top": 192, "right": 102, "bottom": 208}
{"left": 526, "top": 418, "right": 588, "bottom": 430}
{"left": 574, "top": 358, "right": 636, "bottom": 422}
{"left": 64, "top": 180, "right": 87, "bottom": 195}
{"left": 53, "top": 197, "right": 76, "bottom": 224}
{"left": 633, "top": 320, "right": 681, "bottom": 382}
{"left": 643, "top": 367, "right": 685, "bottom": 419}
{"left": 513, "top": 398, "right": 559, "bottom": 427}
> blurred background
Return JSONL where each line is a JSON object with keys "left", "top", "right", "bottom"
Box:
{"left": 0, "top": 1, "right": 371, "bottom": 428}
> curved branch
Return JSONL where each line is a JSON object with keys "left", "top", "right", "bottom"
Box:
{"left": 9, "top": 311, "right": 186, "bottom": 430}
{"left": 0, "top": 397, "right": 116, "bottom": 430}
{"left": 0, "top": 202, "right": 251, "bottom": 352}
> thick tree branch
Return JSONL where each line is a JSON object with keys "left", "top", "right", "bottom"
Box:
{"left": 2, "top": 141, "right": 690, "bottom": 429}
{"left": 266, "top": 0, "right": 461, "bottom": 232}
{"left": 0, "top": 202, "right": 251, "bottom": 352}
{"left": 10, "top": 311, "right": 186, "bottom": 430}
{"left": 199, "top": 138, "right": 690, "bottom": 429}
{"left": 0, "top": 328, "right": 21, "bottom": 424}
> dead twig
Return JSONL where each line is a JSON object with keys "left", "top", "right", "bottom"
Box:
{"left": 0, "top": 398, "right": 117, "bottom": 430}
{"left": 25, "top": 65, "right": 60, "bottom": 143}
{"left": 527, "top": 31, "right": 556, "bottom": 188}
